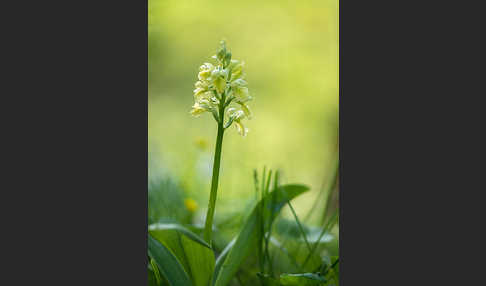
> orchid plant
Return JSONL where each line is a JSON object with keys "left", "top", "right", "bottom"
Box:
{"left": 191, "top": 41, "right": 253, "bottom": 245}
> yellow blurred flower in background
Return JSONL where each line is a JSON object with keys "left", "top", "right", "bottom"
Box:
{"left": 184, "top": 198, "right": 198, "bottom": 212}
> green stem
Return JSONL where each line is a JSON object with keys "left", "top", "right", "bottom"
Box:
{"left": 204, "top": 92, "right": 226, "bottom": 246}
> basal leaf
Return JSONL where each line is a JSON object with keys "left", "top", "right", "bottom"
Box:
{"left": 148, "top": 234, "right": 193, "bottom": 286}
{"left": 180, "top": 234, "right": 215, "bottom": 286}
{"left": 149, "top": 224, "right": 215, "bottom": 286}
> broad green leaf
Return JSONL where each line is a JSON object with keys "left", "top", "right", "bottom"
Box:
{"left": 149, "top": 224, "right": 215, "bottom": 286}
{"left": 213, "top": 184, "right": 309, "bottom": 286}
{"left": 149, "top": 223, "right": 211, "bottom": 249}
{"left": 148, "top": 234, "right": 193, "bottom": 286}
{"left": 150, "top": 228, "right": 192, "bottom": 274}
{"left": 302, "top": 213, "right": 339, "bottom": 269}
{"left": 279, "top": 273, "right": 326, "bottom": 285}
{"left": 180, "top": 234, "right": 215, "bottom": 286}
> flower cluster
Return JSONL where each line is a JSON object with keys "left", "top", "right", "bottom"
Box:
{"left": 190, "top": 41, "right": 252, "bottom": 136}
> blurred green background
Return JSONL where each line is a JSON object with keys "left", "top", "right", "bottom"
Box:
{"left": 148, "top": 0, "right": 338, "bottom": 224}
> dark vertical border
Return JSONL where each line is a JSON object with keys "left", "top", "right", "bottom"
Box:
{"left": 338, "top": 0, "right": 477, "bottom": 284}
{"left": 3, "top": 0, "right": 148, "bottom": 284}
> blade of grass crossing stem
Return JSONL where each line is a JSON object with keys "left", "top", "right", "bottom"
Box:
{"left": 277, "top": 202, "right": 317, "bottom": 271}
{"left": 283, "top": 160, "right": 339, "bottom": 266}
{"left": 213, "top": 184, "right": 309, "bottom": 286}
{"left": 276, "top": 160, "right": 339, "bottom": 262}
{"left": 148, "top": 234, "right": 193, "bottom": 286}
{"left": 302, "top": 212, "right": 339, "bottom": 268}
{"left": 287, "top": 201, "right": 313, "bottom": 254}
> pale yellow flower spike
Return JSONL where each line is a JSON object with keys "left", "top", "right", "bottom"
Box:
{"left": 190, "top": 41, "right": 253, "bottom": 137}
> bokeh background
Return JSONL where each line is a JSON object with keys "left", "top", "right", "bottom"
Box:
{"left": 148, "top": 0, "right": 338, "bottom": 224}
